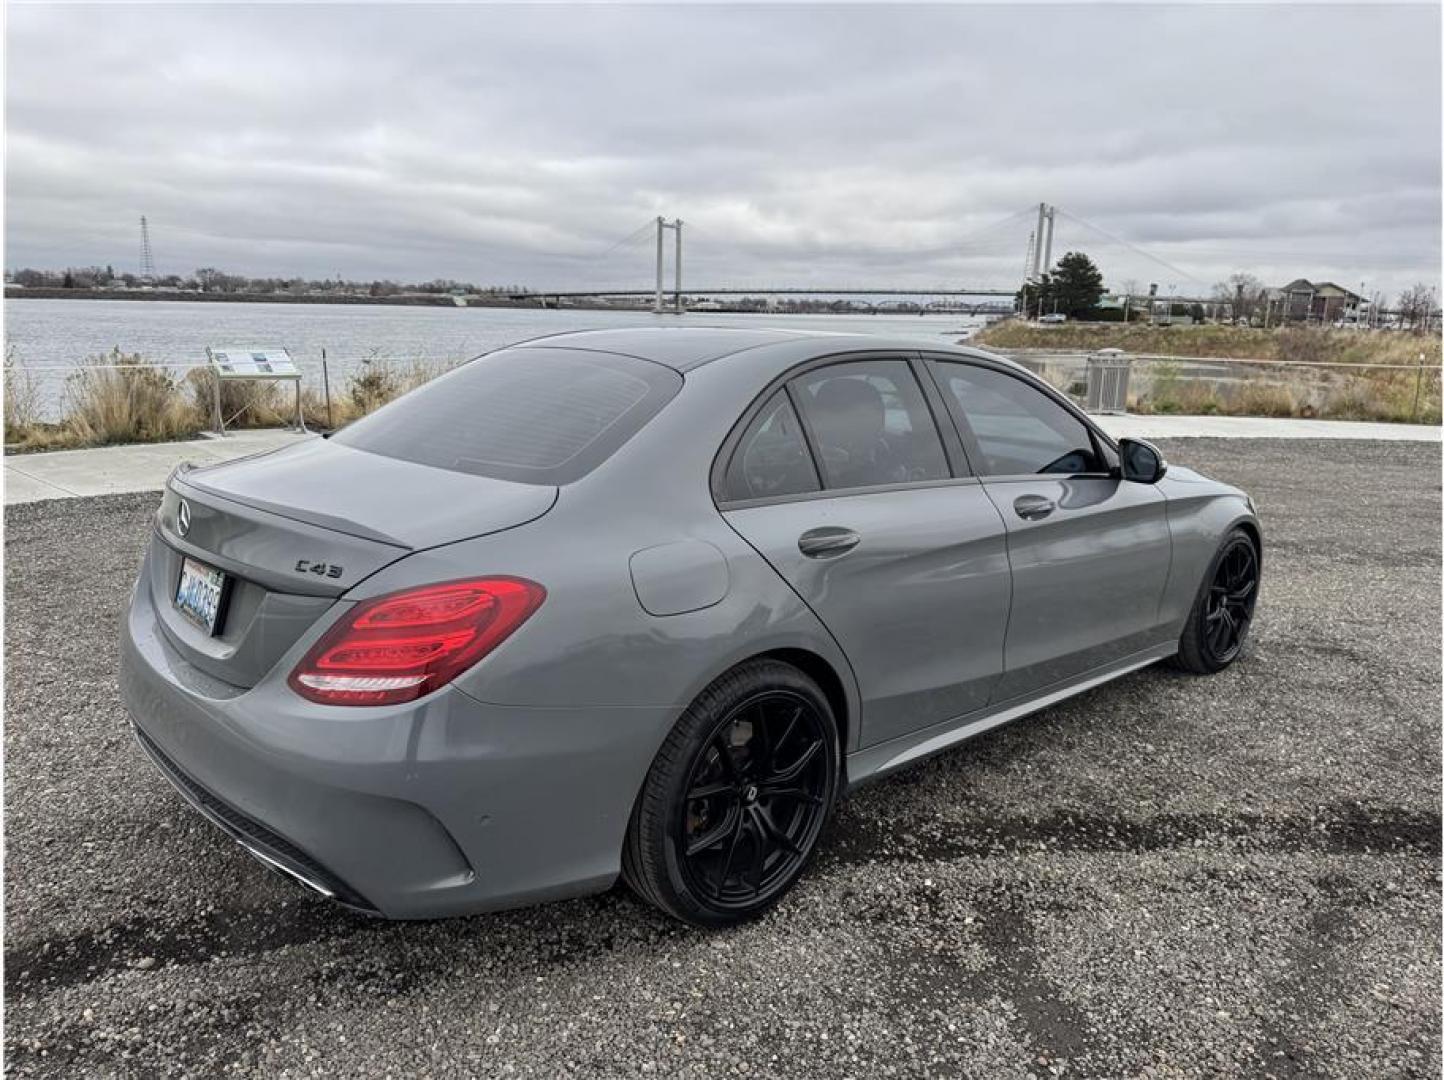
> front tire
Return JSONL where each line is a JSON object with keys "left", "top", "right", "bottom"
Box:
{"left": 622, "top": 659, "right": 839, "bottom": 927}
{"left": 1174, "top": 527, "right": 1260, "bottom": 674}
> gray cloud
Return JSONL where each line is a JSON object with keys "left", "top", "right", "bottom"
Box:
{"left": 6, "top": 3, "right": 1440, "bottom": 296}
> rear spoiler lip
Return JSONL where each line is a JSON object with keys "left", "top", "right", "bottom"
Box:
{"left": 171, "top": 473, "right": 413, "bottom": 551}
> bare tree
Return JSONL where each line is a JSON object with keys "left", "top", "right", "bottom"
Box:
{"left": 1396, "top": 283, "right": 1437, "bottom": 332}
{"left": 1212, "top": 272, "right": 1265, "bottom": 325}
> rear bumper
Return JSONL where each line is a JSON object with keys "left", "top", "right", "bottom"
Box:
{"left": 130, "top": 722, "right": 380, "bottom": 912}
{"left": 119, "top": 569, "right": 677, "bottom": 919}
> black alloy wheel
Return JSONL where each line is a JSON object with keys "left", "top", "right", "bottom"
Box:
{"left": 623, "top": 659, "right": 839, "bottom": 927}
{"left": 1176, "top": 528, "right": 1261, "bottom": 674}
{"left": 676, "top": 690, "right": 831, "bottom": 909}
{"left": 1204, "top": 538, "right": 1259, "bottom": 663}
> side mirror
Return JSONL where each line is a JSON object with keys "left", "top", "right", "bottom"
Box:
{"left": 1119, "top": 438, "right": 1167, "bottom": 484}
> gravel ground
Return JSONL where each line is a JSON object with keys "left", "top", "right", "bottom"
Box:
{"left": 4, "top": 438, "right": 1440, "bottom": 1078}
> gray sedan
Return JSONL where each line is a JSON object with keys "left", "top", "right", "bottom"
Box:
{"left": 120, "top": 327, "right": 1261, "bottom": 927}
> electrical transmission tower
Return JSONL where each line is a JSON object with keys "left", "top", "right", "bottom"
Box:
{"left": 139, "top": 216, "right": 157, "bottom": 283}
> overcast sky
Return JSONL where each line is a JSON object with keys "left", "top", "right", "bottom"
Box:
{"left": 5, "top": 3, "right": 1441, "bottom": 297}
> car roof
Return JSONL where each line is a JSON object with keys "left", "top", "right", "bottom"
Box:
{"left": 509, "top": 325, "right": 995, "bottom": 373}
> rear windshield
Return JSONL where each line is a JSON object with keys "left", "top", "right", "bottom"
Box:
{"left": 333, "top": 346, "right": 681, "bottom": 484}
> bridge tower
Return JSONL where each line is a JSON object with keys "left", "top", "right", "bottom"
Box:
{"left": 139, "top": 216, "right": 157, "bottom": 284}
{"left": 654, "top": 216, "right": 683, "bottom": 314}
{"left": 1028, "top": 202, "right": 1056, "bottom": 281}
{"left": 1022, "top": 202, "right": 1057, "bottom": 318}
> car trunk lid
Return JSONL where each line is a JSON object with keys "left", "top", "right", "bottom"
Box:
{"left": 148, "top": 436, "right": 557, "bottom": 688}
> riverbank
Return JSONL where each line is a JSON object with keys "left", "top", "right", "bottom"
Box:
{"left": 974, "top": 320, "right": 1442, "bottom": 366}
{"left": 7, "top": 303, "right": 1438, "bottom": 454}
{"left": 5, "top": 287, "right": 534, "bottom": 308}
{"left": 3, "top": 349, "right": 442, "bottom": 453}
{"left": 979, "top": 323, "right": 1442, "bottom": 425}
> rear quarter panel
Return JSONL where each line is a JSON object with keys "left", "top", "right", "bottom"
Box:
{"left": 334, "top": 343, "right": 865, "bottom": 748}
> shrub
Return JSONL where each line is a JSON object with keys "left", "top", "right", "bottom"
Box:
{"left": 339, "top": 357, "right": 457, "bottom": 423}
{"left": 65, "top": 350, "right": 202, "bottom": 445}
{"left": 185, "top": 369, "right": 289, "bottom": 430}
{"left": 347, "top": 362, "right": 401, "bottom": 415}
{"left": 1230, "top": 382, "right": 1298, "bottom": 418}
{"left": 3, "top": 347, "right": 42, "bottom": 443}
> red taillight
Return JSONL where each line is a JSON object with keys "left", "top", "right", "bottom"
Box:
{"left": 288, "top": 577, "right": 545, "bottom": 706}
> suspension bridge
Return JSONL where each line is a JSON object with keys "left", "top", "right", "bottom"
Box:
{"left": 523, "top": 203, "right": 1207, "bottom": 313}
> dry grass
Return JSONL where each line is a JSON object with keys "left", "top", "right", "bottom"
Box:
{"left": 4, "top": 352, "right": 467, "bottom": 452}
{"left": 184, "top": 370, "right": 294, "bottom": 429}
{"left": 1132, "top": 360, "right": 1441, "bottom": 424}
{"left": 342, "top": 357, "right": 458, "bottom": 419}
{"left": 977, "top": 321, "right": 1443, "bottom": 366}
{"left": 9, "top": 341, "right": 1429, "bottom": 454}
{"left": 4, "top": 346, "right": 44, "bottom": 444}
{"left": 63, "top": 350, "right": 204, "bottom": 446}
{"left": 984, "top": 321, "right": 1443, "bottom": 425}
{"left": 1230, "top": 382, "right": 1299, "bottom": 418}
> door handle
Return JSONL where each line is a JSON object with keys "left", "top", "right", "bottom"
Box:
{"left": 1013, "top": 494, "right": 1056, "bottom": 521}
{"left": 798, "top": 526, "right": 860, "bottom": 558}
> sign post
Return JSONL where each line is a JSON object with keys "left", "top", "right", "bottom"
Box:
{"left": 205, "top": 347, "right": 306, "bottom": 436}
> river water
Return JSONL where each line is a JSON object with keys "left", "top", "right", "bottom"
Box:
{"left": 4, "top": 298, "right": 988, "bottom": 418}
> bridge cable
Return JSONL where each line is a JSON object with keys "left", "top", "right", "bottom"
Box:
{"left": 1053, "top": 208, "right": 1204, "bottom": 285}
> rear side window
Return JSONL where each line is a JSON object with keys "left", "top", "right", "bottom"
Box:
{"left": 932, "top": 361, "right": 1104, "bottom": 476}
{"left": 791, "top": 360, "right": 949, "bottom": 491}
{"left": 723, "top": 391, "right": 821, "bottom": 502}
{"left": 334, "top": 347, "right": 681, "bottom": 484}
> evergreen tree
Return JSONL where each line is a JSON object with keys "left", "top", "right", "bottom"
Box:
{"left": 1049, "top": 252, "right": 1105, "bottom": 317}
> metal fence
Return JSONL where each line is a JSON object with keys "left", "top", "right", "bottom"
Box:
{"left": 1006, "top": 348, "right": 1443, "bottom": 423}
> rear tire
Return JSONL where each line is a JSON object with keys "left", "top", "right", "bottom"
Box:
{"left": 1174, "top": 528, "right": 1260, "bottom": 674}
{"left": 622, "top": 659, "right": 839, "bottom": 928}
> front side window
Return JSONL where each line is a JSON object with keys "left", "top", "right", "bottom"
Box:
{"left": 791, "top": 360, "right": 950, "bottom": 491}
{"left": 932, "top": 362, "right": 1105, "bottom": 477}
{"left": 722, "top": 391, "right": 821, "bottom": 501}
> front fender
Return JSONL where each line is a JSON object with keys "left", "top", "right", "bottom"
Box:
{"left": 1158, "top": 482, "right": 1260, "bottom": 635}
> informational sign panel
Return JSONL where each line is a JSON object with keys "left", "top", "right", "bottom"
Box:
{"left": 207, "top": 347, "right": 299, "bottom": 380}
{"left": 204, "top": 346, "right": 306, "bottom": 436}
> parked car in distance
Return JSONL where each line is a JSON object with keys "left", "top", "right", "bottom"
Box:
{"left": 1038, "top": 312, "right": 1068, "bottom": 323}
{"left": 121, "top": 328, "right": 1262, "bottom": 927}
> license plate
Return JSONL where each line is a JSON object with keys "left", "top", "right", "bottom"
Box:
{"left": 175, "top": 557, "right": 228, "bottom": 635}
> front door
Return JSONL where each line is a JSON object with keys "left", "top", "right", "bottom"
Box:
{"left": 927, "top": 357, "right": 1173, "bottom": 701}
{"left": 717, "top": 357, "right": 1013, "bottom": 748}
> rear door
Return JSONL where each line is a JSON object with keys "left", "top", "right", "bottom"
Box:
{"left": 925, "top": 356, "right": 1172, "bottom": 701}
{"left": 718, "top": 355, "right": 1012, "bottom": 748}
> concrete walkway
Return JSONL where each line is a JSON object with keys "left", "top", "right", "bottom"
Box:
{"left": 4, "top": 429, "right": 314, "bottom": 505}
{"left": 1097, "top": 414, "right": 1441, "bottom": 442}
{"left": 4, "top": 416, "right": 1440, "bottom": 506}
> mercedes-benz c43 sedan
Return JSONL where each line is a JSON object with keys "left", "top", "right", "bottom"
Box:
{"left": 121, "top": 328, "right": 1261, "bottom": 927}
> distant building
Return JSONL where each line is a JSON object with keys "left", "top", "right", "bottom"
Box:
{"left": 1263, "top": 279, "right": 1363, "bottom": 324}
